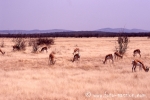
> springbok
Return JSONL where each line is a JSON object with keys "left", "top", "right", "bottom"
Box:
{"left": 114, "top": 51, "right": 123, "bottom": 60}
{"left": 40, "top": 46, "right": 48, "bottom": 53}
{"left": 133, "top": 49, "right": 141, "bottom": 57}
{"left": 132, "top": 59, "right": 149, "bottom": 72}
{"left": 0, "top": 49, "right": 5, "bottom": 55}
{"left": 103, "top": 54, "right": 113, "bottom": 64}
{"left": 49, "top": 51, "right": 56, "bottom": 65}
{"left": 72, "top": 53, "right": 80, "bottom": 62}
{"left": 73, "top": 48, "right": 79, "bottom": 55}
{"left": 13, "top": 45, "right": 20, "bottom": 51}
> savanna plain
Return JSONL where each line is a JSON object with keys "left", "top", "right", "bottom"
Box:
{"left": 0, "top": 37, "right": 150, "bottom": 100}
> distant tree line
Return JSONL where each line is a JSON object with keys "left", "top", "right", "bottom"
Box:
{"left": 0, "top": 31, "right": 150, "bottom": 38}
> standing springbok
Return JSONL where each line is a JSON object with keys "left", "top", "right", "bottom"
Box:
{"left": 49, "top": 51, "right": 56, "bottom": 65}
{"left": 103, "top": 54, "right": 113, "bottom": 64}
{"left": 0, "top": 49, "right": 5, "bottom": 55}
{"left": 133, "top": 49, "right": 141, "bottom": 57}
{"left": 132, "top": 59, "right": 149, "bottom": 72}
{"left": 114, "top": 51, "right": 123, "bottom": 60}
{"left": 72, "top": 53, "right": 80, "bottom": 62}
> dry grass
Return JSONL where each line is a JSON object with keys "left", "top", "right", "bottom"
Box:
{"left": 0, "top": 37, "right": 150, "bottom": 100}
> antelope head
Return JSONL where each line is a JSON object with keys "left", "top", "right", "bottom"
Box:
{"left": 145, "top": 66, "right": 149, "bottom": 72}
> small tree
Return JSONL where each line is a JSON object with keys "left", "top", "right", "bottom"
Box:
{"left": 115, "top": 36, "right": 129, "bottom": 55}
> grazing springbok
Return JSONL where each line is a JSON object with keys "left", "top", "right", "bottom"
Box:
{"left": 103, "top": 54, "right": 113, "bottom": 64}
{"left": 114, "top": 51, "right": 123, "bottom": 60}
{"left": 132, "top": 59, "right": 149, "bottom": 72}
{"left": 73, "top": 48, "right": 79, "bottom": 55}
{"left": 72, "top": 53, "right": 80, "bottom": 62}
{"left": 133, "top": 49, "right": 141, "bottom": 57}
{"left": 40, "top": 46, "right": 48, "bottom": 53}
{"left": 13, "top": 45, "right": 20, "bottom": 51}
{"left": 0, "top": 49, "right": 5, "bottom": 55}
{"left": 49, "top": 51, "right": 56, "bottom": 65}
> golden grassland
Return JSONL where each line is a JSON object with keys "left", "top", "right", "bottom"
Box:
{"left": 0, "top": 37, "right": 150, "bottom": 100}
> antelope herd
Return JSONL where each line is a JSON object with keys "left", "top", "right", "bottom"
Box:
{"left": 103, "top": 49, "right": 149, "bottom": 72}
{"left": 0, "top": 45, "right": 149, "bottom": 72}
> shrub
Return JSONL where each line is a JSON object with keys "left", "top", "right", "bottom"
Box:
{"left": 13, "top": 38, "right": 26, "bottom": 51}
{"left": 36, "top": 38, "right": 54, "bottom": 46}
{"left": 29, "top": 38, "right": 54, "bottom": 53}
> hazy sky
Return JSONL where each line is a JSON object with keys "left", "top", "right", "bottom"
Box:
{"left": 0, "top": 0, "right": 150, "bottom": 31}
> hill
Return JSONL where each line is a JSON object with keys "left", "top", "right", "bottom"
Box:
{"left": 96, "top": 28, "right": 150, "bottom": 33}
